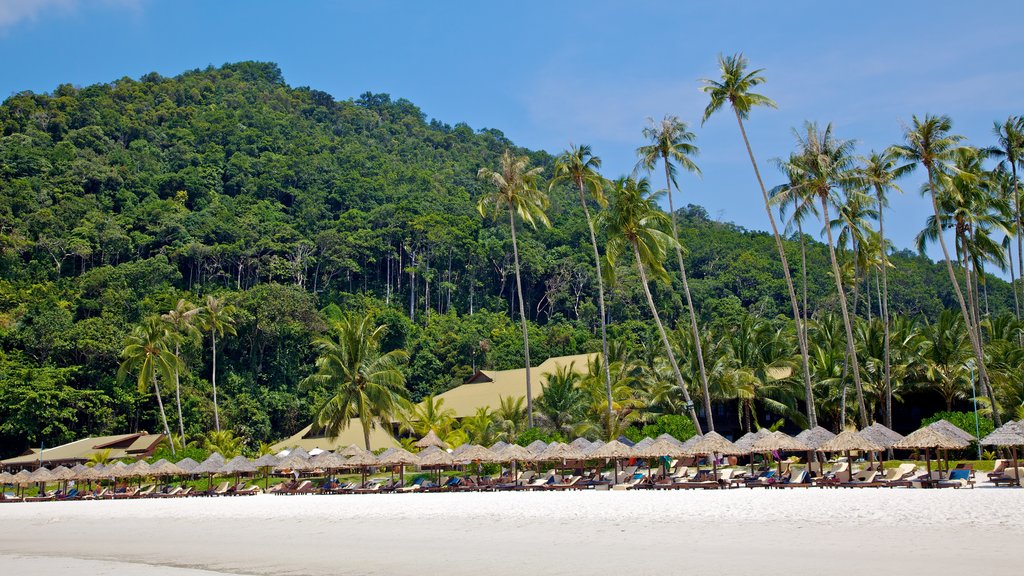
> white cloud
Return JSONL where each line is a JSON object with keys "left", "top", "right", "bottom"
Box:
{"left": 0, "top": 0, "right": 140, "bottom": 31}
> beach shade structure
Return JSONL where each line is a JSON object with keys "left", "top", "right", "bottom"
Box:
{"left": 490, "top": 441, "right": 510, "bottom": 452}
{"left": 175, "top": 457, "right": 200, "bottom": 474}
{"left": 927, "top": 419, "right": 976, "bottom": 443}
{"left": 632, "top": 437, "right": 655, "bottom": 451}
{"left": 893, "top": 426, "right": 969, "bottom": 479}
{"left": 193, "top": 453, "right": 226, "bottom": 492}
{"left": 981, "top": 420, "right": 1024, "bottom": 487}
{"left": 633, "top": 438, "right": 687, "bottom": 477}
{"left": 795, "top": 426, "right": 837, "bottom": 450}
{"left": 308, "top": 448, "right": 325, "bottom": 457}
{"left": 378, "top": 447, "right": 420, "bottom": 485}
{"left": 310, "top": 451, "right": 347, "bottom": 472}
{"left": 819, "top": 430, "right": 884, "bottom": 479}
{"left": 588, "top": 440, "right": 638, "bottom": 485}
{"left": 494, "top": 444, "right": 533, "bottom": 485}
{"left": 11, "top": 469, "right": 32, "bottom": 497}
{"left": 657, "top": 433, "right": 686, "bottom": 448}
{"left": 288, "top": 446, "right": 311, "bottom": 461}
{"left": 126, "top": 460, "right": 153, "bottom": 486}
{"left": 414, "top": 430, "right": 449, "bottom": 450}
{"left": 28, "top": 467, "right": 54, "bottom": 495}
{"left": 274, "top": 454, "right": 313, "bottom": 474}
{"left": 69, "top": 464, "right": 91, "bottom": 483}
{"left": 751, "top": 432, "right": 811, "bottom": 476}
{"left": 220, "top": 455, "right": 257, "bottom": 490}
{"left": 525, "top": 440, "right": 548, "bottom": 454}
{"left": 860, "top": 423, "right": 904, "bottom": 449}
{"left": 332, "top": 444, "right": 360, "bottom": 458}
{"left": 416, "top": 446, "right": 455, "bottom": 485}
{"left": 0, "top": 471, "right": 12, "bottom": 497}
{"left": 343, "top": 449, "right": 379, "bottom": 487}
{"left": 252, "top": 454, "right": 280, "bottom": 490}
{"left": 570, "top": 437, "right": 595, "bottom": 451}
{"left": 453, "top": 444, "right": 497, "bottom": 481}
{"left": 733, "top": 428, "right": 773, "bottom": 454}
{"left": 684, "top": 432, "right": 745, "bottom": 478}
{"left": 535, "top": 442, "right": 585, "bottom": 463}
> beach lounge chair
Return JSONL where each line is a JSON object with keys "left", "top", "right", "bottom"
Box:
{"left": 936, "top": 468, "right": 974, "bottom": 489}
{"left": 113, "top": 487, "right": 139, "bottom": 499}
{"left": 235, "top": 485, "right": 261, "bottom": 495}
{"left": 775, "top": 468, "right": 812, "bottom": 488}
{"left": 841, "top": 471, "right": 882, "bottom": 487}
{"left": 987, "top": 459, "right": 1010, "bottom": 479}
{"left": 880, "top": 463, "right": 918, "bottom": 487}
{"left": 548, "top": 475, "right": 582, "bottom": 491}
{"left": 137, "top": 485, "right": 156, "bottom": 497}
{"left": 745, "top": 469, "right": 777, "bottom": 488}
{"left": 212, "top": 482, "right": 231, "bottom": 496}
{"left": 990, "top": 467, "right": 1023, "bottom": 487}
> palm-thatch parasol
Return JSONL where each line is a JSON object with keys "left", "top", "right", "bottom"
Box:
{"left": 286, "top": 446, "right": 311, "bottom": 460}
{"left": 525, "top": 440, "right": 548, "bottom": 454}
{"left": 684, "top": 432, "right": 745, "bottom": 477}
{"left": 497, "top": 444, "right": 533, "bottom": 462}
{"left": 893, "top": 426, "right": 969, "bottom": 478}
{"left": 490, "top": 441, "right": 510, "bottom": 452}
{"left": 126, "top": 460, "right": 153, "bottom": 485}
{"left": 927, "top": 419, "right": 975, "bottom": 443}
{"left": 193, "top": 453, "right": 226, "bottom": 492}
{"left": 860, "top": 423, "right": 904, "bottom": 449}
{"left": 733, "top": 428, "right": 773, "bottom": 453}
{"left": 274, "top": 454, "right": 312, "bottom": 473}
{"left": 219, "top": 455, "right": 257, "bottom": 489}
{"left": 980, "top": 420, "right": 1023, "bottom": 487}
{"left": 633, "top": 438, "right": 687, "bottom": 477}
{"left": 252, "top": 454, "right": 280, "bottom": 490}
{"left": 150, "top": 460, "right": 187, "bottom": 478}
{"left": 570, "top": 437, "right": 595, "bottom": 451}
{"left": 795, "top": 426, "right": 837, "bottom": 450}
{"left": 632, "top": 437, "right": 655, "bottom": 451}
{"left": 28, "top": 466, "right": 54, "bottom": 495}
{"left": 0, "top": 470, "right": 13, "bottom": 495}
{"left": 750, "top": 432, "right": 810, "bottom": 476}
{"left": 414, "top": 430, "right": 449, "bottom": 450}
{"left": 377, "top": 447, "right": 419, "bottom": 485}
{"left": 819, "top": 430, "right": 884, "bottom": 479}
{"left": 657, "top": 433, "right": 686, "bottom": 448}
{"left": 453, "top": 444, "right": 496, "bottom": 464}
{"left": 415, "top": 446, "right": 454, "bottom": 484}
{"left": 535, "top": 442, "right": 585, "bottom": 462}
{"left": 175, "top": 457, "right": 200, "bottom": 473}
{"left": 10, "top": 469, "right": 31, "bottom": 497}
{"left": 342, "top": 448, "right": 379, "bottom": 487}
{"left": 310, "top": 451, "right": 347, "bottom": 471}
{"left": 589, "top": 440, "right": 637, "bottom": 460}
{"left": 336, "top": 444, "right": 364, "bottom": 458}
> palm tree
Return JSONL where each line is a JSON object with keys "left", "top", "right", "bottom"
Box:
{"left": 601, "top": 176, "right": 703, "bottom": 434}
{"left": 536, "top": 365, "right": 588, "bottom": 437}
{"left": 896, "top": 118, "right": 1001, "bottom": 428}
{"left": 990, "top": 116, "right": 1024, "bottom": 318}
{"left": 776, "top": 122, "right": 869, "bottom": 427}
{"left": 493, "top": 395, "right": 528, "bottom": 441}
{"left": 202, "top": 430, "right": 244, "bottom": 459}
{"left": 399, "top": 394, "right": 456, "bottom": 438}
{"left": 161, "top": 299, "right": 201, "bottom": 444}
{"left": 199, "top": 295, "right": 237, "bottom": 432}
{"left": 552, "top": 144, "right": 613, "bottom": 423}
{"left": 860, "top": 149, "right": 913, "bottom": 429}
{"left": 636, "top": 116, "right": 714, "bottom": 432}
{"left": 917, "top": 311, "right": 973, "bottom": 411}
{"left": 85, "top": 449, "right": 112, "bottom": 467}
{"left": 701, "top": 53, "right": 816, "bottom": 428}
{"left": 478, "top": 149, "right": 550, "bottom": 427}
{"left": 771, "top": 156, "right": 819, "bottom": 350}
{"left": 461, "top": 407, "right": 497, "bottom": 446}
{"left": 301, "top": 315, "right": 408, "bottom": 450}
{"left": 118, "top": 316, "right": 182, "bottom": 455}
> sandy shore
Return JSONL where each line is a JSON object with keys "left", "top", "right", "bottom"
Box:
{"left": 1, "top": 488, "right": 1021, "bottom": 575}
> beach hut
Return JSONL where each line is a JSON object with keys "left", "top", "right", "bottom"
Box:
{"left": 252, "top": 454, "right": 280, "bottom": 490}
{"left": 414, "top": 430, "right": 449, "bottom": 450}
{"left": 751, "top": 432, "right": 811, "bottom": 476}
{"left": 980, "top": 421, "right": 1024, "bottom": 487}
{"left": 893, "top": 427, "right": 969, "bottom": 481}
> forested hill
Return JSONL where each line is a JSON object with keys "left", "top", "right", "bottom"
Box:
{"left": 0, "top": 62, "right": 1014, "bottom": 455}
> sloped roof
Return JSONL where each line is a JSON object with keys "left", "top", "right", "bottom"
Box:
{"left": 270, "top": 418, "right": 399, "bottom": 453}
{"left": 1, "top": 433, "right": 164, "bottom": 467}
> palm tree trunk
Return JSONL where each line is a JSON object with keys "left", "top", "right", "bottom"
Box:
{"left": 631, "top": 242, "right": 703, "bottom": 435}
{"left": 877, "top": 190, "right": 893, "bottom": 430}
{"left": 798, "top": 220, "right": 809, "bottom": 347}
{"left": 509, "top": 209, "right": 534, "bottom": 427}
{"left": 211, "top": 332, "right": 220, "bottom": 432}
{"left": 924, "top": 166, "right": 1002, "bottom": 427}
{"left": 1013, "top": 161, "right": 1023, "bottom": 322}
{"left": 663, "top": 161, "right": 714, "bottom": 432}
{"left": 576, "top": 179, "right": 614, "bottom": 424}
{"left": 822, "top": 199, "right": 869, "bottom": 427}
{"left": 174, "top": 343, "right": 186, "bottom": 445}
{"left": 153, "top": 371, "right": 175, "bottom": 456}
{"left": 733, "top": 109, "right": 816, "bottom": 427}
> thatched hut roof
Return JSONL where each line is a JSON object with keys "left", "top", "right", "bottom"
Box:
{"left": 795, "top": 426, "right": 837, "bottom": 450}
{"left": 377, "top": 447, "right": 420, "bottom": 467}
{"left": 343, "top": 449, "right": 379, "bottom": 468}
{"left": 49, "top": 465, "right": 76, "bottom": 481}
{"left": 657, "top": 433, "right": 686, "bottom": 448}
{"left": 192, "top": 454, "right": 226, "bottom": 475}
{"left": 414, "top": 430, "right": 449, "bottom": 450}
{"left": 534, "top": 442, "right": 586, "bottom": 462}
{"left": 525, "top": 440, "right": 548, "bottom": 454}
{"left": 105, "top": 461, "right": 131, "bottom": 479}
{"left": 337, "top": 445, "right": 364, "bottom": 458}
{"left": 0, "top": 471, "right": 13, "bottom": 483}
{"left": 751, "top": 431, "right": 811, "bottom": 453}
{"left": 220, "top": 455, "right": 257, "bottom": 475}
{"left": 861, "top": 423, "right": 904, "bottom": 448}
{"left": 927, "top": 419, "right": 976, "bottom": 443}
{"left": 819, "top": 430, "right": 884, "bottom": 453}
{"left": 633, "top": 438, "right": 686, "bottom": 458}
{"left": 684, "top": 432, "right": 745, "bottom": 456}
{"left": 416, "top": 446, "right": 455, "bottom": 467}
{"left": 286, "top": 446, "right": 311, "bottom": 460}
{"left": 274, "top": 454, "right": 312, "bottom": 472}
{"left": 175, "top": 457, "right": 200, "bottom": 472}
{"left": 252, "top": 454, "right": 280, "bottom": 468}
{"left": 980, "top": 420, "right": 1024, "bottom": 447}
{"left": 454, "top": 444, "right": 497, "bottom": 463}
{"left": 310, "top": 452, "right": 347, "bottom": 470}
{"left": 632, "top": 437, "right": 655, "bottom": 451}
{"left": 12, "top": 469, "right": 32, "bottom": 484}
{"left": 126, "top": 460, "right": 152, "bottom": 478}
{"left": 733, "top": 428, "right": 773, "bottom": 453}
{"left": 588, "top": 440, "right": 637, "bottom": 460}
{"left": 893, "top": 427, "right": 970, "bottom": 450}
{"left": 490, "top": 441, "right": 510, "bottom": 452}
{"left": 150, "top": 460, "right": 186, "bottom": 476}
{"left": 570, "top": 437, "right": 595, "bottom": 451}
{"left": 496, "top": 444, "right": 533, "bottom": 462}
{"left": 28, "top": 467, "right": 54, "bottom": 482}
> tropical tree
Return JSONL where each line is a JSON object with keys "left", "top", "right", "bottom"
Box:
{"left": 990, "top": 116, "right": 1024, "bottom": 318}
{"left": 701, "top": 52, "right": 816, "bottom": 428}
{"left": 771, "top": 156, "right": 819, "bottom": 348}
{"left": 916, "top": 311, "right": 973, "bottom": 411}
{"left": 859, "top": 149, "right": 913, "bottom": 428}
{"left": 493, "top": 395, "right": 528, "bottom": 442}
{"left": 199, "top": 295, "right": 237, "bottom": 432}
{"left": 118, "top": 316, "right": 182, "bottom": 455}
{"left": 535, "top": 364, "right": 587, "bottom": 437}
{"left": 461, "top": 406, "right": 497, "bottom": 445}
{"left": 636, "top": 115, "right": 714, "bottom": 431}
{"left": 202, "top": 429, "right": 244, "bottom": 459}
{"left": 399, "top": 394, "right": 455, "bottom": 438}
{"left": 300, "top": 314, "right": 409, "bottom": 450}
{"left": 161, "top": 299, "right": 201, "bottom": 443}
{"left": 478, "top": 149, "right": 550, "bottom": 427}
{"left": 552, "top": 144, "right": 613, "bottom": 422}
{"left": 601, "top": 177, "right": 702, "bottom": 433}
{"left": 776, "top": 122, "right": 870, "bottom": 426}
{"left": 892, "top": 114, "right": 1001, "bottom": 427}
{"left": 85, "top": 449, "right": 112, "bottom": 467}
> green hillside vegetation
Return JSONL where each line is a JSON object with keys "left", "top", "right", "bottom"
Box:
{"left": 1, "top": 61, "right": 1021, "bottom": 456}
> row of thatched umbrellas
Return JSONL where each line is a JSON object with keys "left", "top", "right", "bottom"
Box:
{"left": 5, "top": 419, "right": 1020, "bottom": 494}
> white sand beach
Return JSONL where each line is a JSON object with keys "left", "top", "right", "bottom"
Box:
{"left": 1, "top": 488, "right": 1021, "bottom": 575}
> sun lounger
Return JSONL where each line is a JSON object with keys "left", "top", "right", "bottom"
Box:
{"left": 840, "top": 471, "right": 883, "bottom": 487}
{"left": 548, "top": 475, "right": 583, "bottom": 491}
{"left": 112, "top": 487, "right": 140, "bottom": 499}
{"left": 936, "top": 468, "right": 974, "bottom": 489}
{"left": 212, "top": 481, "right": 231, "bottom": 496}
{"left": 990, "top": 467, "right": 1023, "bottom": 487}
{"left": 775, "top": 469, "right": 813, "bottom": 488}
{"left": 987, "top": 459, "right": 1010, "bottom": 479}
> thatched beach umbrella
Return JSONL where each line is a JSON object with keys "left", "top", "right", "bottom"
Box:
{"left": 861, "top": 423, "right": 903, "bottom": 448}
{"left": 175, "top": 457, "right": 200, "bottom": 473}
{"left": 570, "top": 437, "right": 595, "bottom": 451}
{"left": 0, "top": 471, "right": 13, "bottom": 497}
{"left": 657, "top": 433, "right": 686, "bottom": 448}
{"left": 525, "top": 440, "right": 548, "bottom": 454}
{"left": 414, "top": 430, "right": 449, "bottom": 450}
{"left": 588, "top": 440, "right": 637, "bottom": 485}
{"left": 274, "top": 454, "right": 312, "bottom": 474}
{"left": 980, "top": 420, "right": 1023, "bottom": 487}
{"left": 684, "top": 432, "right": 745, "bottom": 478}
{"left": 490, "top": 441, "right": 510, "bottom": 452}
{"left": 343, "top": 448, "right": 379, "bottom": 487}
{"left": 733, "top": 428, "right": 772, "bottom": 454}
{"left": 11, "top": 469, "right": 31, "bottom": 497}
{"left": 795, "top": 426, "right": 837, "bottom": 450}
{"left": 493, "top": 444, "right": 532, "bottom": 485}
{"left": 337, "top": 444, "right": 364, "bottom": 458}
{"left": 310, "top": 451, "right": 347, "bottom": 472}
{"left": 819, "top": 430, "right": 883, "bottom": 479}
{"left": 927, "top": 419, "right": 975, "bottom": 443}
{"left": 751, "top": 432, "right": 811, "bottom": 476}
{"left": 893, "top": 426, "right": 969, "bottom": 479}
{"left": 416, "top": 446, "right": 454, "bottom": 485}
{"left": 633, "top": 438, "right": 687, "bottom": 477}
{"left": 193, "top": 453, "right": 226, "bottom": 492}
{"left": 252, "top": 454, "right": 280, "bottom": 490}
{"left": 378, "top": 447, "right": 419, "bottom": 485}
{"left": 632, "top": 437, "right": 655, "bottom": 451}
{"left": 219, "top": 455, "right": 257, "bottom": 489}
{"left": 287, "top": 446, "right": 311, "bottom": 460}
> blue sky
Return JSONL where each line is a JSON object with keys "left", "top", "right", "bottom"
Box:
{"left": 2, "top": 1, "right": 1023, "bottom": 272}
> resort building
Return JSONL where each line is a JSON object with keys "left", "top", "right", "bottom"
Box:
{"left": 271, "top": 353, "right": 597, "bottom": 452}
{"left": 0, "top": 432, "right": 164, "bottom": 470}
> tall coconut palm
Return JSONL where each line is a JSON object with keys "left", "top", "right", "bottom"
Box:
{"left": 161, "top": 299, "right": 201, "bottom": 443}
{"left": 551, "top": 144, "right": 613, "bottom": 422}
{"left": 199, "top": 295, "right": 236, "bottom": 432}
{"left": 601, "top": 176, "right": 703, "bottom": 434}
{"left": 701, "top": 53, "right": 816, "bottom": 428}
{"left": 771, "top": 157, "right": 819, "bottom": 349}
{"left": 636, "top": 116, "right": 715, "bottom": 432}
{"left": 118, "top": 316, "right": 182, "bottom": 455}
{"left": 859, "top": 149, "right": 913, "bottom": 429}
{"left": 917, "top": 310, "right": 973, "bottom": 411}
{"left": 776, "top": 122, "right": 869, "bottom": 426}
{"left": 892, "top": 114, "right": 1002, "bottom": 427}
{"left": 990, "top": 116, "right": 1024, "bottom": 318}
{"left": 478, "top": 149, "right": 550, "bottom": 427}
{"left": 300, "top": 314, "right": 409, "bottom": 450}
{"left": 536, "top": 364, "right": 588, "bottom": 437}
